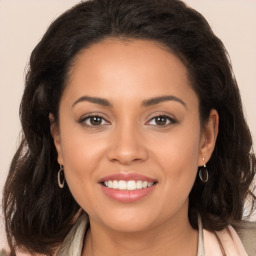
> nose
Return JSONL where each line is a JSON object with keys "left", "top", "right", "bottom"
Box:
{"left": 107, "top": 123, "right": 148, "bottom": 165}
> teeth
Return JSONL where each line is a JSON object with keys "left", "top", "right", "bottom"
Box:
{"left": 108, "top": 180, "right": 113, "bottom": 188}
{"left": 127, "top": 180, "right": 136, "bottom": 190}
{"left": 136, "top": 180, "right": 143, "bottom": 189}
{"left": 103, "top": 180, "right": 155, "bottom": 190}
{"left": 119, "top": 180, "right": 127, "bottom": 190}
{"left": 113, "top": 180, "right": 118, "bottom": 189}
{"left": 142, "top": 181, "right": 148, "bottom": 188}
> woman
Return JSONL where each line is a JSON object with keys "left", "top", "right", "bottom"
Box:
{"left": 2, "top": 0, "right": 256, "bottom": 255}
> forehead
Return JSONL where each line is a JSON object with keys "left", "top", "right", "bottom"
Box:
{"left": 63, "top": 38, "right": 198, "bottom": 108}
{"left": 70, "top": 38, "right": 187, "bottom": 80}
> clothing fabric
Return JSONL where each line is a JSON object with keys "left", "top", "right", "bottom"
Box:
{"left": 56, "top": 214, "right": 251, "bottom": 256}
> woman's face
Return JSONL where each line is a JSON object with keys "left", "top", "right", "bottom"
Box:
{"left": 52, "top": 39, "right": 218, "bottom": 232}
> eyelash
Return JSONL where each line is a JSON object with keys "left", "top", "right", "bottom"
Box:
{"left": 78, "top": 114, "right": 177, "bottom": 128}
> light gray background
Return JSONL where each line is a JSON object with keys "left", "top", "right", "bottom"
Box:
{"left": 1, "top": 0, "right": 256, "bottom": 250}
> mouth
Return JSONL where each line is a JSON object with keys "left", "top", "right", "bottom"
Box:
{"left": 102, "top": 180, "right": 156, "bottom": 190}
{"left": 99, "top": 173, "right": 158, "bottom": 203}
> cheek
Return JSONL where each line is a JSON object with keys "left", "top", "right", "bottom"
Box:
{"left": 58, "top": 125, "right": 107, "bottom": 205}
{"left": 156, "top": 123, "right": 201, "bottom": 191}
{"left": 59, "top": 116, "right": 107, "bottom": 170}
{"left": 60, "top": 140, "right": 102, "bottom": 215}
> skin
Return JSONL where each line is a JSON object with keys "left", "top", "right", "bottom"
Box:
{"left": 51, "top": 39, "right": 219, "bottom": 256}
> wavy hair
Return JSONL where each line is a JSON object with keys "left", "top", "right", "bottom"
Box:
{"left": 3, "top": 0, "right": 255, "bottom": 255}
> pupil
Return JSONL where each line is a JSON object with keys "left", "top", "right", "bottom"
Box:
{"left": 91, "top": 117, "right": 102, "bottom": 125}
{"left": 156, "top": 116, "right": 167, "bottom": 125}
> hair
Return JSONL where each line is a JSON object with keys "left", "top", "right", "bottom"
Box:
{"left": 3, "top": 0, "right": 255, "bottom": 255}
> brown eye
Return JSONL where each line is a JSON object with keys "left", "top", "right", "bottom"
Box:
{"left": 155, "top": 116, "right": 169, "bottom": 126}
{"left": 80, "top": 115, "right": 109, "bottom": 127}
{"left": 89, "top": 116, "right": 103, "bottom": 126}
{"left": 147, "top": 115, "right": 176, "bottom": 127}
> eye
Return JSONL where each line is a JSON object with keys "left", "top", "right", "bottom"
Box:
{"left": 147, "top": 115, "right": 176, "bottom": 127}
{"left": 79, "top": 115, "right": 110, "bottom": 127}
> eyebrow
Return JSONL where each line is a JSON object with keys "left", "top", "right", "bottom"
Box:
{"left": 72, "top": 96, "right": 112, "bottom": 108}
{"left": 72, "top": 95, "right": 187, "bottom": 109}
{"left": 142, "top": 95, "right": 187, "bottom": 108}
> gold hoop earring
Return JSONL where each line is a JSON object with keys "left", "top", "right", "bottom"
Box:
{"left": 199, "top": 157, "right": 208, "bottom": 182}
{"left": 58, "top": 165, "right": 65, "bottom": 188}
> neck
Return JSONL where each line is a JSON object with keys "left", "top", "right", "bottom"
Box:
{"left": 82, "top": 211, "right": 198, "bottom": 256}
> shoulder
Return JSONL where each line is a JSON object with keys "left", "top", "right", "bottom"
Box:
{"left": 204, "top": 222, "right": 256, "bottom": 256}
{"left": 56, "top": 213, "right": 89, "bottom": 256}
{"left": 0, "top": 248, "right": 44, "bottom": 256}
{"left": 233, "top": 221, "right": 256, "bottom": 256}
{"left": 0, "top": 214, "right": 89, "bottom": 256}
{"left": 0, "top": 249, "right": 9, "bottom": 256}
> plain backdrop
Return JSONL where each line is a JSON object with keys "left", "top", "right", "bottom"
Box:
{"left": 0, "top": 0, "right": 256, "bottom": 249}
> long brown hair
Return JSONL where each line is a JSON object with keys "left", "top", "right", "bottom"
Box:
{"left": 3, "top": 0, "right": 255, "bottom": 255}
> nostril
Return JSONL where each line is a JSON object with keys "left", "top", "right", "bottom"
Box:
{"left": 107, "top": 145, "right": 149, "bottom": 165}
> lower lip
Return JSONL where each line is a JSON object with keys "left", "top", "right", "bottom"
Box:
{"left": 101, "top": 184, "right": 156, "bottom": 203}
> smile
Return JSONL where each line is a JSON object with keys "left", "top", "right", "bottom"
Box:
{"left": 103, "top": 180, "right": 154, "bottom": 190}
{"left": 99, "top": 173, "right": 158, "bottom": 202}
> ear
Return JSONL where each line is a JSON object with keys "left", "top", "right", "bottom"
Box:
{"left": 198, "top": 109, "right": 219, "bottom": 166}
{"left": 49, "top": 113, "right": 64, "bottom": 165}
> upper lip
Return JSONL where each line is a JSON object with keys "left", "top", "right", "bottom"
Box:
{"left": 98, "top": 172, "right": 157, "bottom": 183}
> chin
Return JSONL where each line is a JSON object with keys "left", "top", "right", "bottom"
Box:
{"left": 92, "top": 207, "right": 162, "bottom": 233}
{"left": 105, "top": 218, "right": 156, "bottom": 233}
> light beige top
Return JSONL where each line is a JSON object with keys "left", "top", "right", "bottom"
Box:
{"left": 1, "top": 214, "right": 255, "bottom": 256}
{"left": 56, "top": 214, "right": 250, "bottom": 256}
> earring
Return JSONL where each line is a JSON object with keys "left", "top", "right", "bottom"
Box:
{"left": 199, "top": 157, "right": 208, "bottom": 182}
{"left": 58, "top": 165, "right": 65, "bottom": 188}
